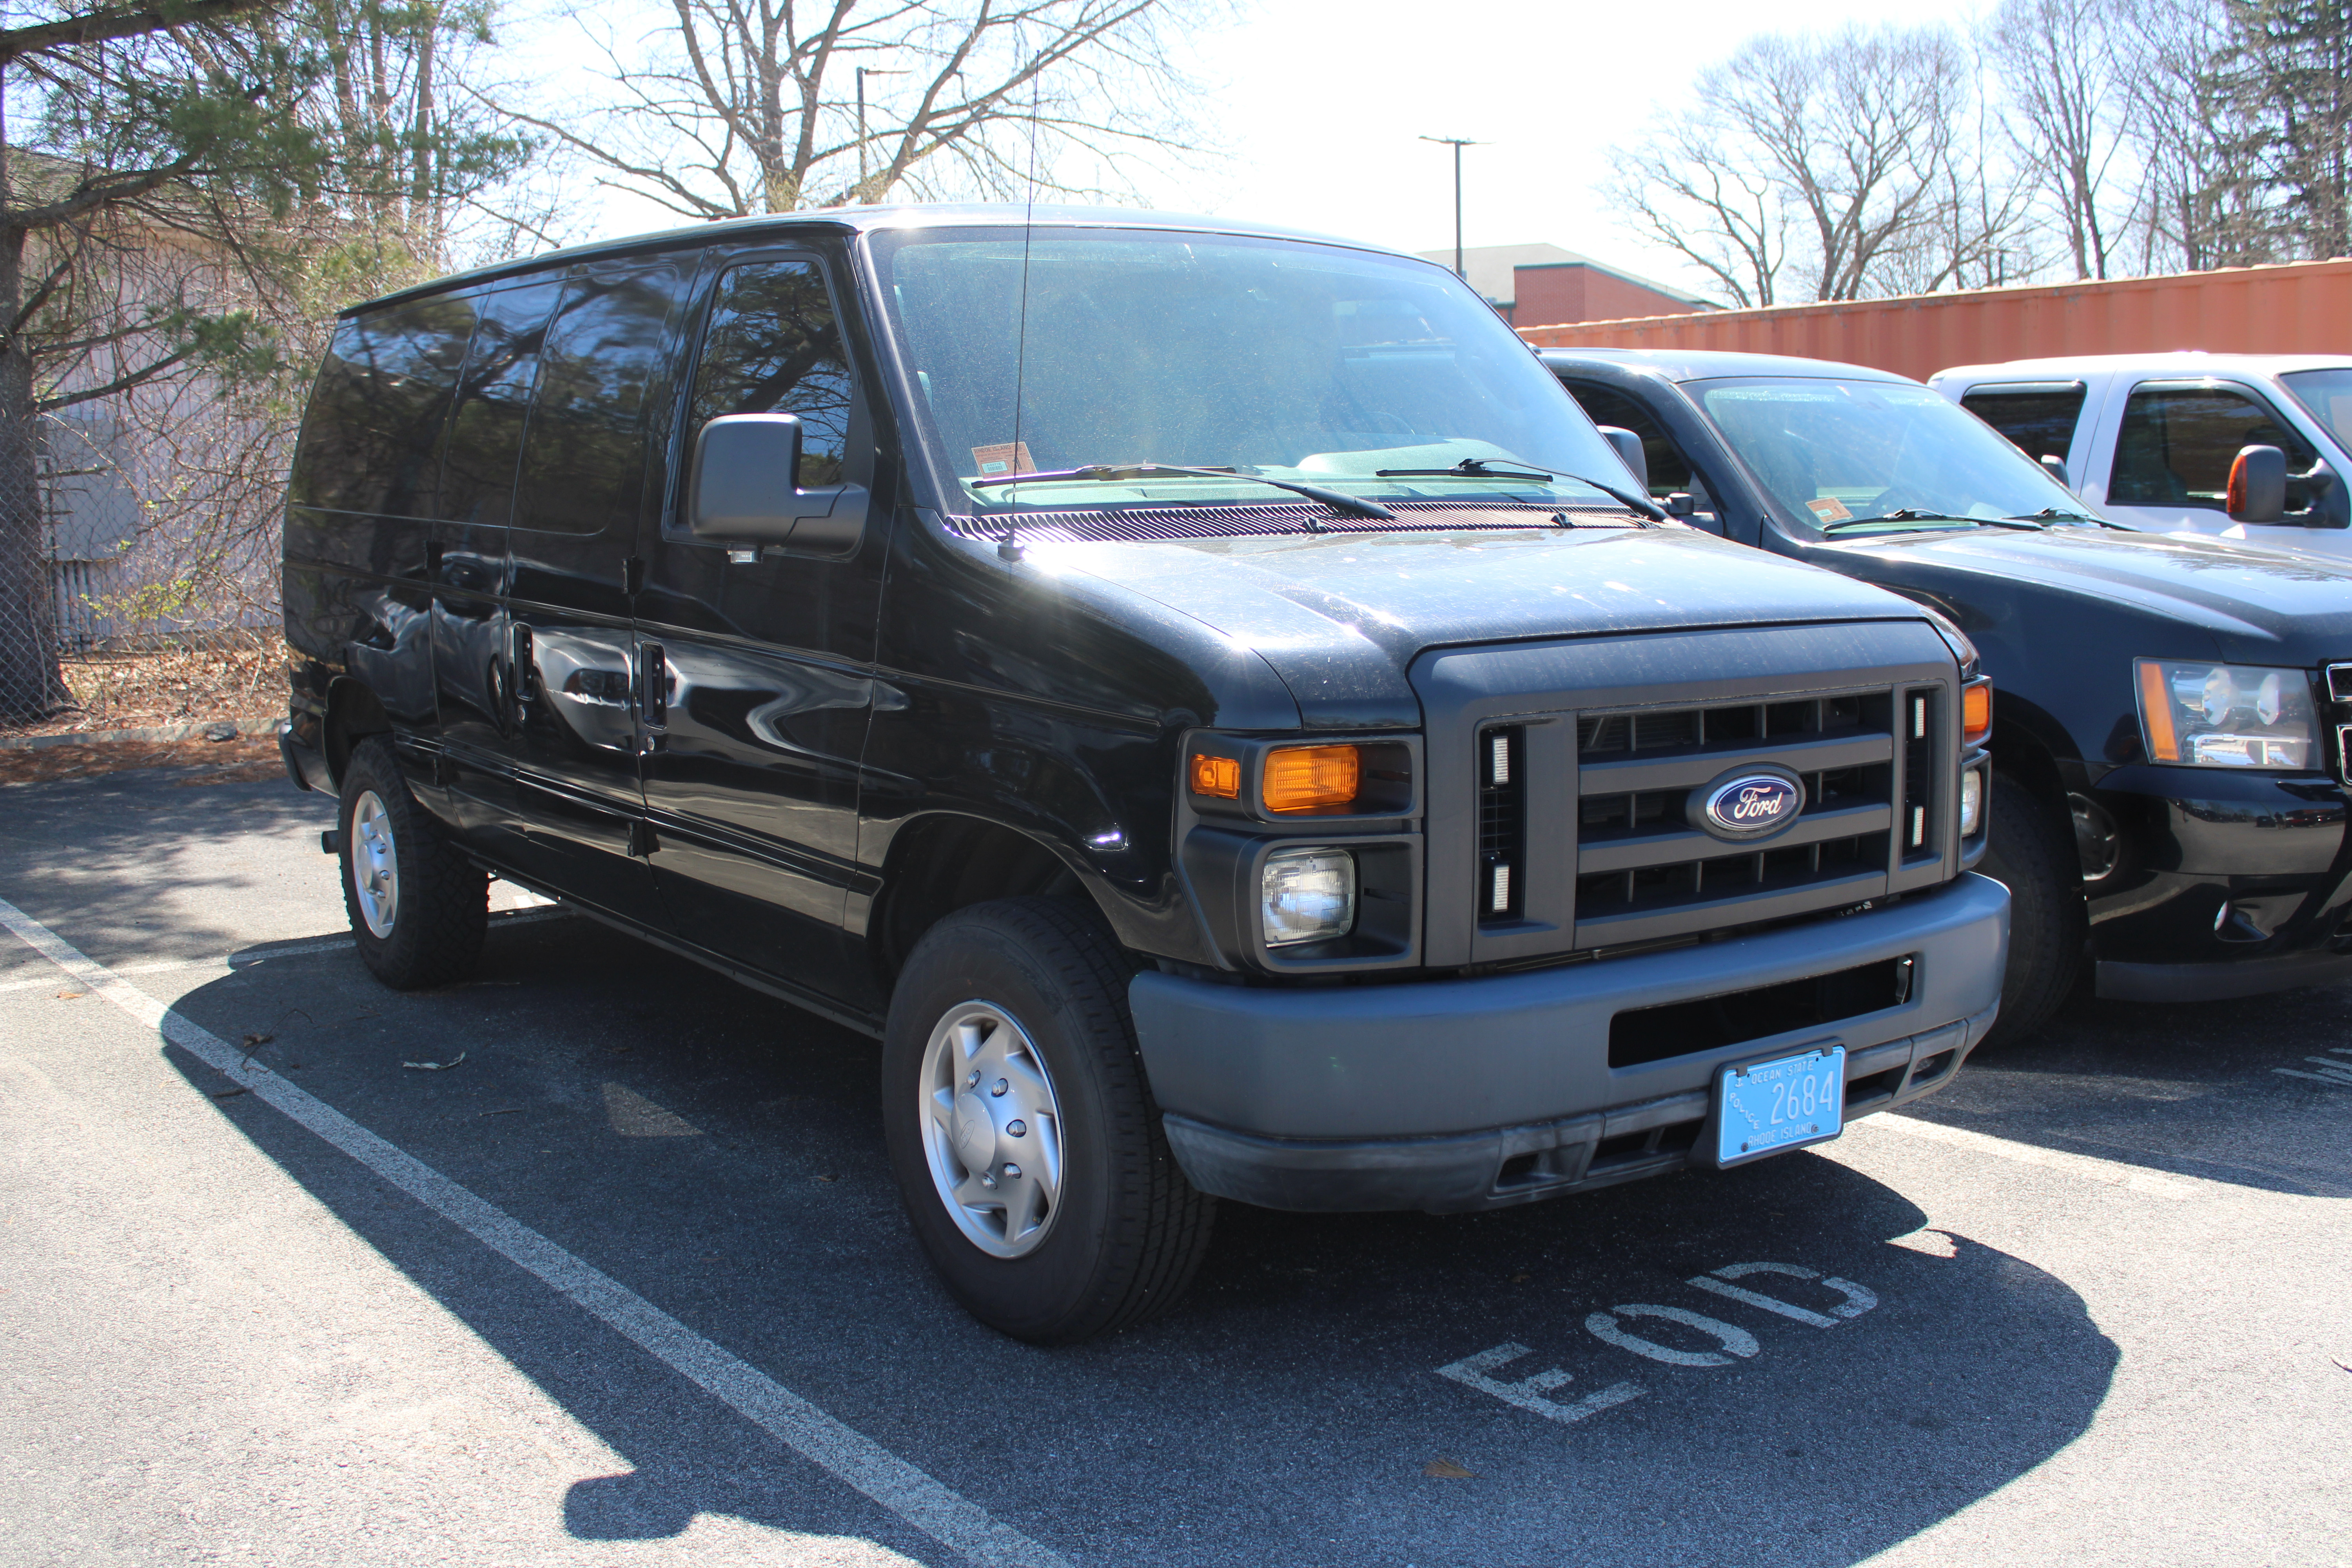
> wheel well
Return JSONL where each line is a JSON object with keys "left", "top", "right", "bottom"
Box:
{"left": 325, "top": 679, "right": 392, "bottom": 786}
{"left": 1989, "top": 715, "right": 2067, "bottom": 811}
{"left": 873, "top": 816, "right": 1085, "bottom": 980}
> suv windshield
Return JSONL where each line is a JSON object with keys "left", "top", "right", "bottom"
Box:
{"left": 1696, "top": 376, "right": 2092, "bottom": 533}
{"left": 866, "top": 226, "right": 1635, "bottom": 523}
{"left": 2280, "top": 367, "right": 2352, "bottom": 450}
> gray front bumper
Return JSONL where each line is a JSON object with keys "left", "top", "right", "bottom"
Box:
{"left": 1131, "top": 873, "right": 2010, "bottom": 1213}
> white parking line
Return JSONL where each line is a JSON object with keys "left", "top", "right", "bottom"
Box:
{"left": 0, "top": 907, "right": 573, "bottom": 994}
{"left": 1858, "top": 1111, "right": 2201, "bottom": 1199}
{"left": 0, "top": 893, "right": 1068, "bottom": 1568}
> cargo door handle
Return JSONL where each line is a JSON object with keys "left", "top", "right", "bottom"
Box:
{"left": 509, "top": 624, "right": 535, "bottom": 711}
{"left": 638, "top": 642, "right": 668, "bottom": 731}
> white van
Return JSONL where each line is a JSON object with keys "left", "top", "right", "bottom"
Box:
{"left": 1929, "top": 353, "right": 2352, "bottom": 559}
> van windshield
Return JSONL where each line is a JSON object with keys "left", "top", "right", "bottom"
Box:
{"left": 866, "top": 227, "right": 1635, "bottom": 524}
{"left": 1696, "top": 377, "right": 2094, "bottom": 534}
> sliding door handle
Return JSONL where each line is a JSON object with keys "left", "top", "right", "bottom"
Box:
{"left": 638, "top": 641, "right": 668, "bottom": 731}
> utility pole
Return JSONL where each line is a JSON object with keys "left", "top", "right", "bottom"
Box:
{"left": 1419, "top": 136, "right": 1483, "bottom": 280}
{"left": 857, "top": 66, "right": 906, "bottom": 196}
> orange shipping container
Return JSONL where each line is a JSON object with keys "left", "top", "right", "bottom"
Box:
{"left": 1516, "top": 258, "right": 2352, "bottom": 381}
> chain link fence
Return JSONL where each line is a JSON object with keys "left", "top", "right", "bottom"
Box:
{"left": 0, "top": 402, "right": 284, "bottom": 734}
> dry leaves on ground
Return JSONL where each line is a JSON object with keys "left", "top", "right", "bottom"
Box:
{"left": 0, "top": 735, "right": 283, "bottom": 786}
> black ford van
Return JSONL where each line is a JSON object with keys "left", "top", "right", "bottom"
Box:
{"left": 279, "top": 207, "right": 2007, "bottom": 1342}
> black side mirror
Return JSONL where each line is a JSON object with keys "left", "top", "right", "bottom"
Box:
{"left": 2298, "top": 457, "right": 2350, "bottom": 528}
{"left": 2227, "top": 444, "right": 2288, "bottom": 524}
{"left": 2039, "top": 453, "right": 2072, "bottom": 492}
{"left": 1595, "top": 426, "right": 1649, "bottom": 494}
{"left": 689, "top": 413, "right": 870, "bottom": 552}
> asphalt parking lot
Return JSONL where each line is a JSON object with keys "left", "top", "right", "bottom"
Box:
{"left": 4, "top": 762, "right": 2348, "bottom": 1568}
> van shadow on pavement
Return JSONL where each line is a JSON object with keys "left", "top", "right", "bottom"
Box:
{"left": 161, "top": 909, "right": 2120, "bottom": 1568}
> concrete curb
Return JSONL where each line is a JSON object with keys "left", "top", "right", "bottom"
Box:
{"left": 0, "top": 715, "right": 279, "bottom": 752}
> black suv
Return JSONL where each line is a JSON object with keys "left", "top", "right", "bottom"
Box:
{"left": 1548, "top": 347, "right": 2352, "bottom": 1038}
{"left": 278, "top": 209, "right": 2006, "bottom": 1341}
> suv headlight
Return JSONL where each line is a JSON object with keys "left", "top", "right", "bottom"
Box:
{"left": 2136, "top": 659, "right": 2319, "bottom": 769}
{"left": 1261, "top": 848, "right": 1356, "bottom": 946}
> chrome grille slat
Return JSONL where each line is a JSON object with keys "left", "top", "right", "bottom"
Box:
{"left": 1575, "top": 732, "right": 1895, "bottom": 793}
{"left": 1576, "top": 803, "right": 1895, "bottom": 875}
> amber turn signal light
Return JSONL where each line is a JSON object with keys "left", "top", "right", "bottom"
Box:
{"left": 1189, "top": 753, "right": 1241, "bottom": 799}
{"left": 1962, "top": 682, "right": 1993, "bottom": 745}
{"left": 1262, "top": 744, "right": 1362, "bottom": 813}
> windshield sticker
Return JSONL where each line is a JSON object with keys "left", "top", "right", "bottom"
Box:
{"left": 971, "top": 441, "right": 1037, "bottom": 478}
{"left": 1805, "top": 496, "right": 1853, "bottom": 523}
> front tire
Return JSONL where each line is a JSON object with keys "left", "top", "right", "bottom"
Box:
{"left": 881, "top": 898, "right": 1215, "bottom": 1343}
{"left": 1976, "top": 771, "right": 2085, "bottom": 1043}
{"left": 337, "top": 735, "right": 488, "bottom": 990}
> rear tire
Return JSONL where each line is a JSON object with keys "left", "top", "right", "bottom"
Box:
{"left": 1976, "top": 771, "right": 2084, "bottom": 1044}
{"left": 337, "top": 735, "right": 487, "bottom": 990}
{"left": 881, "top": 897, "right": 1215, "bottom": 1344}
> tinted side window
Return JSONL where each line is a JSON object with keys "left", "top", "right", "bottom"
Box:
{"left": 289, "top": 297, "right": 476, "bottom": 515}
{"left": 1959, "top": 385, "right": 2085, "bottom": 463}
{"left": 515, "top": 263, "right": 685, "bottom": 536}
{"left": 441, "top": 279, "right": 564, "bottom": 526}
{"left": 688, "top": 260, "right": 852, "bottom": 488}
{"left": 2109, "top": 386, "right": 2315, "bottom": 508}
{"left": 1561, "top": 381, "right": 1695, "bottom": 495}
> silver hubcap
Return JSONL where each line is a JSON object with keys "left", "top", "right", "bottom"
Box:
{"left": 350, "top": 790, "right": 399, "bottom": 939}
{"left": 919, "top": 1002, "right": 1064, "bottom": 1259}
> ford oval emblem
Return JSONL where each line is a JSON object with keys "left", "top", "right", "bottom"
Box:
{"left": 1695, "top": 771, "right": 1804, "bottom": 840}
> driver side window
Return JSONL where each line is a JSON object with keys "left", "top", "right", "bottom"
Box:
{"left": 689, "top": 259, "right": 854, "bottom": 488}
{"left": 2109, "top": 386, "right": 2314, "bottom": 510}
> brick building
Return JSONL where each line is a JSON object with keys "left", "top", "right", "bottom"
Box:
{"left": 1416, "top": 242, "right": 1713, "bottom": 327}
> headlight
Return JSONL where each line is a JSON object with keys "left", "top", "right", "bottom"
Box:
{"left": 1958, "top": 764, "right": 1985, "bottom": 837}
{"left": 2136, "top": 659, "right": 2319, "bottom": 769}
{"left": 1261, "top": 848, "right": 1356, "bottom": 947}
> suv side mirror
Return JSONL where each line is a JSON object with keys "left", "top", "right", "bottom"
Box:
{"left": 689, "top": 412, "right": 871, "bottom": 552}
{"left": 2298, "top": 457, "right": 2350, "bottom": 528}
{"left": 1595, "top": 426, "right": 1649, "bottom": 493}
{"left": 2227, "top": 444, "right": 2287, "bottom": 524}
{"left": 2038, "top": 453, "right": 2072, "bottom": 492}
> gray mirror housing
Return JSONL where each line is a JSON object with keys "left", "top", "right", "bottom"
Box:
{"left": 2038, "top": 453, "right": 2072, "bottom": 492}
{"left": 2227, "top": 443, "right": 2287, "bottom": 524}
{"left": 689, "top": 412, "right": 871, "bottom": 552}
{"left": 1595, "top": 426, "right": 1649, "bottom": 493}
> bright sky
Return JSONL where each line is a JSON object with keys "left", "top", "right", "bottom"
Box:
{"left": 512, "top": 0, "right": 1992, "bottom": 299}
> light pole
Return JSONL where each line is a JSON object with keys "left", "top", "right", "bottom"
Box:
{"left": 857, "top": 66, "right": 906, "bottom": 197}
{"left": 1419, "top": 135, "right": 1484, "bottom": 280}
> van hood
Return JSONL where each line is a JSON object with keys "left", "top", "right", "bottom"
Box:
{"left": 1821, "top": 525, "right": 2352, "bottom": 665}
{"left": 1052, "top": 524, "right": 1931, "bottom": 728}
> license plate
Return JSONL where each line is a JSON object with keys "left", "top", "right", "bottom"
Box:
{"left": 1715, "top": 1045, "right": 1846, "bottom": 1167}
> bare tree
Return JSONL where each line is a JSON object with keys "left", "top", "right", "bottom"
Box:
{"left": 1603, "top": 25, "right": 1979, "bottom": 306}
{"left": 2125, "top": 0, "right": 2276, "bottom": 270}
{"left": 1600, "top": 120, "right": 1788, "bottom": 307}
{"left": 1984, "top": 0, "right": 2137, "bottom": 278}
{"left": 512, "top": 0, "right": 1223, "bottom": 223}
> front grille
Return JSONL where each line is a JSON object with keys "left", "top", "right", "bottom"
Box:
{"left": 1419, "top": 619, "right": 1960, "bottom": 970}
{"left": 1560, "top": 687, "right": 1914, "bottom": 947}
{"left": 2328, "top": 663, "right": 2352, "bottom": 786}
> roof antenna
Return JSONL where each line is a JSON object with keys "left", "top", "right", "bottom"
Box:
{"left": 1000, "top": 38, "right": 1042, "bottom": 563}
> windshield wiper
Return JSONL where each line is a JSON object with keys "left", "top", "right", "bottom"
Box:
{"left": 1822, "top": 510, "right": 2045, "bottom": 534}
{"left": 2009, "top": 507, "right": 2120, "bottom": 528}
{"left": 971, "top": 463, "right": 1395, "bottom": 520}
{"left": 1371, "top": 456, "right": 1669, "bottom": 521}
